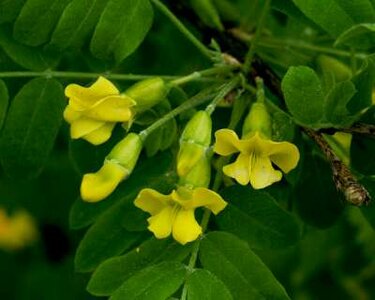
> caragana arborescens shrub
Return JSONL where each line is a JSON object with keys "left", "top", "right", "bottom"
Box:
{"left": 0, "top": 0, "right": 375, "bottom": 299}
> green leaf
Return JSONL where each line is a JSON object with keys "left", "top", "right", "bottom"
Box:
{"left": 199, "top": 232, "right": 290, "bottom": 300}
{"left": 334, "top": 0, "right": 375, "bottom": 23}
{"left": 110, "top": 261, "right": 186, "bottom": 300}
{"left": 347, "top": 57, "right": 375, "bottom": 114}
{"left": 74, "top": 200, "right": 144, "bottom": 273}
{"left": 282, "top": 66, "right": 325, "bottom": 128}
{"left": 217, "top": 185, "right": 300, "bottom": 250}
{"left": 0, "top": 0, "right": 25, "bottom": 24}
{"left": 0, "top": 80, "right": 9, "bottom": 130}
{"left": 335, "top": 23, "right": 375, "bottom": 50}
{"left": 69, "top": 151, "right": 176, "bottom": 229}
{"left": 271, "top": 0, "right": 316, "bottom": 27}
{"left": 324, "top": 80, "right": 358, "bottom": 127}
{"left": 48, "top": 0, "right": 110, "bottom": 52}
{"left": 295, "top": 153, "right": 344, "bottom": 228}
{"left": 187, "top": 269, "right": 233, "bottom": 300}
{"left": 0, "top": 78, "right": 64, "bottom": 179}
{"left": 90, "top": 0, "right": 153, "bottom": 63}
{"left": 292, "top": 0, "right": 375, "bottom": 37}
{"left": 88, "top": 238, "right": 191, "bottom": 296}
{"left": 13, "top": 0, "right": 72, "bottom": 46}
{"left": 0, "top": 27, "right": 58, "bottom": 71}
{"left": 271, "top": 111, "right": 296, "bottom": 142}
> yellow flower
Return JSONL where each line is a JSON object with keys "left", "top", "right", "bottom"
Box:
{"left": 134, "top": 186, "right": 227, "bottom": 245}
{"left": 0, "top": 209, "right": 38, "bottom": 251}
{"left": 64, "top": 77, "right": 136, "bottom": 145}
{"left": 80, "top": 133, "right": 143, "bottom": 202}
{"left": 214, "top": 129, "right": 300, "bottom": 189}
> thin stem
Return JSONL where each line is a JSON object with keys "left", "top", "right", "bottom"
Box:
{"left": 170, "top": 65, "right": 237, "bottom": 86}
{"left": 257, "top": 38, "right": 367, "bottom": 59}
{"left": 139, "top": 85, "right": 223, "bottom": 141}
{"left": 0, "top": 71, "right": 180, "bottom": 80}
{"left": 242, "top": 0, "right": 271, "bottom": 73}
{"left": 205, "top": 76, "right": 240, "bottom": 115}
{"left": 150, "top": 0, "right": 213, "bottom": 60}
{"left": 180, "top": 90, "right": 249, "bottom": 300}
{"left": 0, "top": 70, "right": 224, "bottom": 82}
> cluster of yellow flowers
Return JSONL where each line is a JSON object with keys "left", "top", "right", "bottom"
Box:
{"left": 0, "top": 208, "right": 38, "bottom": 251}
{"left": 64, "top": 77, "right": 300, "bottom": 244}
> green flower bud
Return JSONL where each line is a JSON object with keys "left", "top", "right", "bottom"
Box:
{"left": 178, "top": 111, "right": 212, "bottom": 177}
{"left": 125, "top": 78, "right": 168, "bottom": 112}
{"left": 190, "top": 0, "right": 224, "bottom": 31}
{"left": 180, "top": 111, "right": 212, "bottom": 146}
{"left": 242, "top": 102, "right": 272, "bottom": 138}
{"left": 178, "top": 156, "right": 211, "bottom": 188}
{"left": 106, "top": 133, "right": 143, "bottom": 172}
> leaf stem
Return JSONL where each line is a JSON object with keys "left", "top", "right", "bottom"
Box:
{"left": 205, "top": 76, "right": 241, "bottom": 115}
{"left": 0, "top": 70, "right": 223, "bottom": 82}
{"left": 170, "top": 65, "right": 237, "bottom": 86}
{"left": 179, "top": 90, "right": 248, "bottom": 300}
{"left": 139, "top": 84, "right": 224, "bottom": 141}
{"left": 256, "top": 38, "right": 367, "bottom": 59}
{"left": 242, "top": 0, "right": 271, "bottom": 73}
{"left": 150, "top": 0, "right": 214, "bottom": 60}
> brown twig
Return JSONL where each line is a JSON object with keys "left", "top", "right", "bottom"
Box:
{"left": 303, "top": 128, "right": 370, "bottom": 206}
{"left": 320, "top": 123, "right": 375, "bottom": 138}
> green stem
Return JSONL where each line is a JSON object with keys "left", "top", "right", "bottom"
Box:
{"left": 170, "top": 65, "right": 237, "bottom": 86}
{"left": 0, "top": 70, "right": 223, "bottom": 82}
{"left": 139, "top": 84, "right": 223, "bottom": 141}
{"left": 242, "top": 0, "right": 271, "bottom": 73}
{"left": 180, "top": 208, "right": 211, "bottom": 300}
{"left": 205, "top": 76, "right": 240, "bottom": 115}
{"left": 257, "top": 38, "right": 367, "bottom": 59}
{"left": 180, "top": 90, "right": 248, "bottom": 300}
{"left": 150, "top": 0, "right": 213, "bottom": 60}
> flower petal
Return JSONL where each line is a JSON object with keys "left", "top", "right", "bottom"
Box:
{"left": 134, "top": 188, "right": 171, "bottom": 215}
{"left": 177, "top": 143, "right": 205, "bottom": 177}
{"left": 267, "top": 141, "right": 300, "bottom": 173}
{"left": 83, "top": 95, "right": 135, "bottom": 122}
{"left": 70, "top": 117, "right": 104, "bottom": 139}
{"left": 147, "top": 206, "right": 175, "bottom": 239}
{"left": 65, "top": 77, "right": 120, "bottom": 108}
{"left": 80, "top": 161, "right": 127, "bottom": 202}
{"left": 83, "top": 122, "right": 115, "bottom": 145}
{"left": 214, "top": 129, "right": 241, "bottom": 155}
{"left": 249, "top": 155, "right": 282, "bottom": 189}
{"left": 172, "top": 209, "right": 202, "bottom": 245}
{"left": 189, "top": 188, "right": 227, "bottom": 214}
{"left": 63, "top": 105, "right": 81, "bottom": 123}
{"left": 223, "top": 153, "right": 250, "bottom": 185}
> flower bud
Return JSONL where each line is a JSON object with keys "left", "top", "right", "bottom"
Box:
{"left": 81, "top": 133, "right": 142, "bottom": 202}
{"left": 178, "top": 156, "right": 211, "bottom": 188}
{"left": 242, "top": 102, "right": 272, "bottom": 138}
{"left": 180, "top": 111, "right": 212, "bottom": 146}
{"left": 125, "top": 78, "right": 168, "bottom": 112}
{"left": 177, "top": 111, "right": 212, "bottom": 177}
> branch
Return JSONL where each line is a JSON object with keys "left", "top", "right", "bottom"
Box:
{"left": 303, "top": 128, "right": 370, "bottom": 206}
{"left": 320, "top": 123, "right": 375, "bottom": 138}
